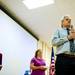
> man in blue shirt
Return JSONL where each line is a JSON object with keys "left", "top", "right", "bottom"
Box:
{"left": 52, "top": 16, "right": 75, "bottom": 75}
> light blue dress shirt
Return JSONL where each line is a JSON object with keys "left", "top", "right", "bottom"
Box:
{"left": 51, "top": 27, "right": 75, "bottom": 55}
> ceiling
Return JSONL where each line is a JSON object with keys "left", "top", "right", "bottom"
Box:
{"left": 0, "top": 0, "right": 75, "bottom": 47}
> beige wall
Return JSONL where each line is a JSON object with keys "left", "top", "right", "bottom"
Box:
{"left": 37, "top": 40, "right": 56, "bottom": 75}
{"left": 37, "top": 40, "right": 51, "bottom": 75}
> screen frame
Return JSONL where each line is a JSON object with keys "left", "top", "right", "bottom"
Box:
{"left": 0, "top": 4, "right": 38, "bottom": 40}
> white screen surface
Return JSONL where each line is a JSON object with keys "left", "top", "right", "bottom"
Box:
{"left": 0, "top": 9, "right": 37, "bottom": 75}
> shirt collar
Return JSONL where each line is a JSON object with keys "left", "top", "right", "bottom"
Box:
{"left": 62, "top": 27, "right": 70, "bottom": 30}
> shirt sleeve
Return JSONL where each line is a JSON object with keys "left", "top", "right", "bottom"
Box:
{"left": 30, "top": 58, "right": 35, "bottom": 64}
{"left": 43, "top": 59, "right": 46, "bottom": 66}
{"left": 51, "top": 29, "right": 69, "bottom": 47}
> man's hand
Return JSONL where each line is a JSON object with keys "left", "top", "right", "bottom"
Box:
{"left": 71, "top": 32, "right": 75, "bottom": 39}
{"left": 68, "top": 32, "right": 75, "bottom": 40}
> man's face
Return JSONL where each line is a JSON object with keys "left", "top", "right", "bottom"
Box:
{"left": 62, "top": 16, "right": 71, "bottom": 28}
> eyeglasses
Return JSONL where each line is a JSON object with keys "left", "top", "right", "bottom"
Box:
{"left": 65, "top": 18, "right": 71, "bottom": 23}
{"left": 65, "top": 18, "right": 71, "bottom": 21}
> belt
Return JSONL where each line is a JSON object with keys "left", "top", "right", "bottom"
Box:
{"left": 64, "top": 53, "right": 75, "bottom": 58}
{"left": 57, "top": 53, "right": 75, "bottom": 58}
{"left": 64, "top": 52, "right": 75, "bottom": 56}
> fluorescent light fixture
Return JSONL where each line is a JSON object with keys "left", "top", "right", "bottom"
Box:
{"left": 22, "top": 0, "right": 55, "bottom": 9}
